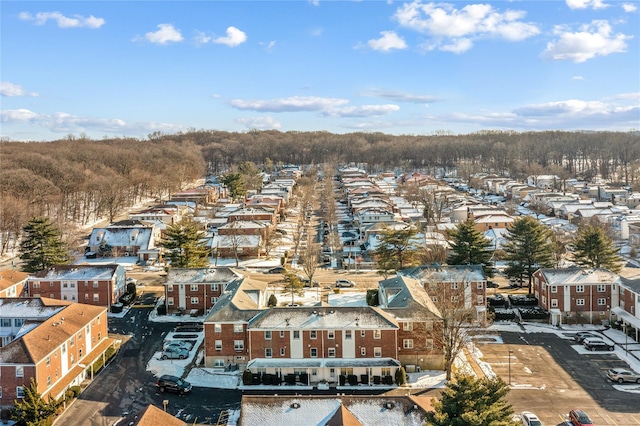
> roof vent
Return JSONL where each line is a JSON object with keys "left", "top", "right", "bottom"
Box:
{"left": 385, "top": 402, "right": 394, "bottom": 409}
{"left": 291, "top": 402, "right": 300, "bottom": 409}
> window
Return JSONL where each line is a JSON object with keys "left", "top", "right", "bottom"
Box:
{"left": 62, "top": 343, "right": 66, "bottom": 354}
{"left": 167, "top": 284, "right": 174, "bottom": 291}
{"left": 382, "top": 367, "right": 390, "bottom": 376}
{"left": 361, "top": 330, "right": 366, "bottom": 337}
{"left": 50, "top": 282, "right": 54, "bottom": 287}
{"left": 85, "top": 294, "right": 89, "bottom": 300}
{"left": 214, "top": 359, "right": 225, "bottom": 368}
{"left": 215, "top": 340, "right": 222, "bottom": 350}
{"left": 330, "top": 368, "right": 336, "bottom": 378}
{"left": 280, "top": 330, "right": 285, "bottom": 338}
{"left": 70, "top": 337, "right": 75, "bottom": 347}
{"left": 0, "top": 319, "right": 10, "bottom": 327}
{"left": 345, "top": 330, "right": 352, "bottom": 340}
{"left": 16, "top": 366, "right": 24, "bottom": 377}
{"left": 451, "top": 282, "right": 459, "bottom": 290}
{"left": 234, "top": 324, "right": 243, "bottom": 333}
{"left": 310, "top": 348, "right": 317, "bottom": 357}
{"left": 597, "top": 284, "right": 606, "bottom": 292}
{"left": 541, "top": 296, "right": 546, "bottom": 305}
{"left": 293, "top": 330, "right": 300, "bottom": 339}
{"left": 598, "top": 298, "right": 606, "bottom": 306}
{"left": 576, "top": 285, "right": 584, "bottom": 293}
{"left": 265, "top": 331, "right": 272, "bottom": 340}
{"left": 33, "top": 282, "right": 40, "bottom": 288}
{"left": 431, "top": 296, "right": 438, "bottom": 303}
{"left": 46, "top": 356, "right": 51, "bottom": 366}
{"left": 63, "top": 282, "right": 68, "bottom": 288}
{"left": 167, "top": 297, "right": 174, "bottom": 306}
{"left": 280, "top": 347, "right": 285, "bottom": 356}
{"left": 374, "top": 347, "right": 382, "bottom": 357}
{"left": 14, "top": 319, "right": 25, "bottom": 327}
{"left": 425, "top": 339, "right": 434, "bottom": 349}
{"left": 17, "top": 386, "right": 25, "bottom": 399}
{"left": 234, "top": 340, "right": 244, "bottom": 351}
{"left": 214, "top": 324, "right": 221, "bottom": 332}
{"left": 70, "top": 282, "right": 75, "bottom": 288}
{"left": 211, "top": 297, "right": 218, "bottom": 304}
{"left": 576, "top": 299, "right": 585, "bottom": 306}
{"left": 98, "top": 332, "right": 101, "bottom": 341}
{"left": 328, "top": 348, "right": 336, "bottom": 357}
{"left": 476, "top": 295, "right": 484, "bottom": 305}
{"left": 477, "top": 282, "right": 484, "bottom": 289}
{"left": 551, "top": 299, "right": 558, "bottom": 308}
{"left": 0, "top": 387, "right": 2, "bottom": 399}
{"left": 451, "top": 295, "right": 459, "bottom": 303}
{"left": 50, "top": 294, "right": 55, "bottom": 298}
{"left": 47, "top": 376, "right": 51, "bottom": 386}
{"left": 210, "top": 283, "right": 219, "bottom": 291}
{"left": 403, "top": 339, "right": 413, "bottom": 349}
{"left": 190, "top": 284, "right": 199, "bottom": 291}
{"left": 93, "top": 281, "right": 99, "bottom": 288}
{"left": 361, "top": 347, "right": 366, "bottom": 356}
{"left": 310, "top": 330, "right": 317, "bottom": 339}
{"left": 327, "top": 330, "right": 335, "bottom": 339}
{"left": 373, "top": 330, "right": 381, "bottom": 339}
{"left": 265, "top": 348, "right": 272, "bottom": 358}
{"left": 190, "top": 297, "right": 199, "bottom": 304}
{"left": 402, "top": 322, "right": 413, "bottom": 331}
{"left": 93, "top": 293, "right": 99, "bottom": 302}
{"left": 551, "top": 285, "right": 557, "bottom": 293}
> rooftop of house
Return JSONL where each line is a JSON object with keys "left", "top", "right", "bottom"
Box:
{"left": 0, "top": 297, "right": 70, "bottom": 320}
{"left": 538, "top": 267, "right": 621, "bottom": 285}
{"left": 118, "top": 404, "right": 186, "bottom": 426}
{"left": 29, "top": 264, "right": 121, "bottom": 281}
{"left": 0, "top": 270, "right": 29, "bottom": 291}
{"left": 379, "top": 276, "right": 442, "bottom": 321}
{"left": 402, "top": 264, "right": 487, "bottom": 282}
{"left": 249, "top": 306, "right": 399, "bottom": 330}
{"left": 165, "top": 267, "right": 242, "bottom": 285}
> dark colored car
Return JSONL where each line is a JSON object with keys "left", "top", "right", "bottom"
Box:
{"left": 267, "top": 267, "right": 286, "bottom": 274}
{"left": 569, "top": 409, "right": 593, "bottom": 426}
{"left": 155, "top": 375, "right": 192, "bottom": 394}
{"left": 574, "top": 332, "right": 599, "bottom": 343}
{"left": 583, "top": 338, "right": 614, "bottom": 351}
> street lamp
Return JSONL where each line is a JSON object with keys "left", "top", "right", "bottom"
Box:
{"left": 508, "top": 349, "right": 514, "bottom": 385}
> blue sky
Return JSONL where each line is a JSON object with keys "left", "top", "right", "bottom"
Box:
{"left": 1, "top": 0, "right": 638, "bottom": 141}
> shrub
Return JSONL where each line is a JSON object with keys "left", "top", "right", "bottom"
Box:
{"left": 347, "top": 375, "right": 358, "bottom": 386}
{"left": 268, "top": 294, "right": 278, "bottom": 307}
{"left": 366, "top": 289, "right": 379, "bottom": 306}
{"left": 69, "top": 386, "right": 82, "bottom": 397}
{"left": 395, "top": 367, "right": 407, "bottom": 385}
{"left": 242, "top": 370, "right": 253, "bottom": 385}
{"left": 339, "top": 375, "right": 346, "bottom": 386}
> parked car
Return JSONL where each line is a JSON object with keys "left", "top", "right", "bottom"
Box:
{"left": 606, "top": 368, "right": 640, "bottom": 383}
{"left": 521, "top": 411, "right": 543, "bottom": 426}
{"left": 487, "top": 281, "right": 499, "bottom": 288}
{"left": 267, "top": 266, "right": 286, "bottom": 274}
{"left": 574, "top": 332, "right": 599, "bottom": 343}
{"left": 335, "top": 279, "right": 355, "bottom": 288}
{"left": 163, "top": 341, "right": 193, "bottom": 352}
{"left": 297, "top": 275, "right": 319, "bottom": 287}
{"left": 569, "top": 409, "right": 594, "bottom": 426}
{"left": 583, "top": 338, "right": 614, "bottom": 351}
{"left": 161, "top": 346, "right": 189, "bottom": 360}
{"left": 155, "top": 375, "right": 192, "bottom": 394}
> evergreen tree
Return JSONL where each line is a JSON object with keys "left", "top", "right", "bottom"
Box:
{"left": 374, "top": 225, "right": 419, "bottom": 276}
{"left": 425, "top": 374, "right": 518, "bottom": 426}
{"left": 570, "top": 225, "right": 623, "bottom": 273}
{"left": 160, "top": 219, "right": 210, "bottom": 268}
{"left": 502, "top": 216, "right": 554, "bottom": 295}
{"left": 221, "top": 172, "right": 246, "bottom": 200}
{"left": 447, "top": 219, "right": 494, "bottom": 276}
{"left": 281, "top": 269, "right": 304, "bottom": 306}
{"left": 12, "top": 378, "right": 59, "bottom": 426}
{"left": 19, "top": 217, "right": 70, "bottom": 273}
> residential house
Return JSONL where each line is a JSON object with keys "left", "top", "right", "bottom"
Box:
{"left": 227, "top": 208, "right": 277, "bottom": 227}
{"left": 129, "top": 205, "right": 183, "bottom": 225}
{"left": 0, "top": 297, "right": 71, "bottom": 348}
{"left": 0, "top": 270, "right": 28, "bottom": 298}
{"left": 163, "top": 267, "right": 242, "bottom": 316}
{"left": 244, "top": 196, "right": 283, "bottom": 216}
{"left": 170, "top": 187, "right": 217, "bottom": 207}
{"left": 627, "top": 193, "right": 640, "bottom": 209}
{"left": 532, "top": 268, "right": 620, "bottom": 326}
{"left": 26, "top": 264, "right": 126, "bottom": 311}
{"left": 0, "top": 302, "right": 115, "bottom": 408}
{"left": 238, "top": 395, "right": 430, "bottom": 426}
{"left": 88, "top": 220, "right": 157, "bottom": 261}
{"left": 211, "top": 234, "right": 261, "bottom": 260}
{"left": 614, "top": 277, "right": 640, "bottom": 343}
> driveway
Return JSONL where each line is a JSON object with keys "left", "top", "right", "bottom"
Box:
{"left": 477, "top": 331, "right": 640, "bottom": 425}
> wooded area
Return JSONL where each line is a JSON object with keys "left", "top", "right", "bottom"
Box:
{"left": 1, "top": 129, "right": 638, "bottom": 256}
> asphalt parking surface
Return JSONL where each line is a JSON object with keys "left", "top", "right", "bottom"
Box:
{"left": 477, "top": 331, "right": 640, "bottom": 425}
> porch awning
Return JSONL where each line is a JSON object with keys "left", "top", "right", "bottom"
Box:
{"left": 247, "top": 358, "right": 323, "bottom": 369}
{"left": 611, "top": 307, "right": 640, "bottom": 329}
{"left": 324, "top": 358, "right": 400, "bottom": 368}
{"left": 246, "top": 357, "right": 400, "bottom": 369}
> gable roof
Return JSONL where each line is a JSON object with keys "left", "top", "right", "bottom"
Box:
{"left": 538, "top": 267, "right": 620, "bottom": 285}
{"left": 204, "top": 278, "right": 268, "bottom": 323}
{"left": 165, "top": 267, "right": 242, "bottom": 285}
{"left": 29, "top": 264, "right": 120, "bottom": 280}
{"left": 0, "top": 270, "right": 29, "bottom": 291}
{"left": 249, "top": 306, "right": 399, "bottom": 330}
{"left": 119, "top": 404, "right": 186, "bottom": 426}
{"left": 402, "top": 264, "right": 487, "bottom": 282}
{"left": 379, "top": 276, "right": 442, "bottom": 321}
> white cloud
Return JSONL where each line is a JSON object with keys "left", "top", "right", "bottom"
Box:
{"left": 1, "top": 108, "right": 182, "bottom": 135}
{"left": 1, "top": 82, "right": 39, "bottom": 97}
{"left": 236, "top": 116, "right": 282, "bottom": 130}
{"left": 362, "top": 88, "right": 439, "bottom": 104}
{"left": 622, "top": 3, "right": 637, "bottom": 12}
{"left": 322, "top": 104, "right": 400, "bottom": 117}
{"left": 393, "top": 1, "right": 539, "bottom": 52}
{"left": 228, "top": 96, "right": 349, "bottom": 112}
{"left": 566, "top": 0, "right": 609, "bottom": 10}
{"left": 366, "top": 31, "right": 407, "bottom": 52}
{"left": 572, "top": 76, "right": 585, "bottom": 80}
{"left": 212, "top": 27, "right": 247, "bottom": 47}
{"left": 615, "top": 92, "right": 640, "bottom": 100}
{"left": 139, "top": 24, "right": 183, "bottom": 45}
{"left": 543, "top": 20, "right": 630, "bottom": 63}
{"left": 259, "top": 40, "right": 276, "bottom": 52}
{"left": 309, "top": 0, "right": 320, "bottom": 6}
{"left": 19, "top": 11, "right": 105, "bottom": 28}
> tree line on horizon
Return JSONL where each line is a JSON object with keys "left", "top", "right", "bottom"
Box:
{"left": 1, "top": 129, "right": 638, "bottom": 257}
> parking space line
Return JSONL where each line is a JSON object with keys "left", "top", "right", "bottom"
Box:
{"left": 631, "top": 415, "right": 640, "bottom": 425}
{"left": 604, "top": 414, "right": 618, "bottom": 425}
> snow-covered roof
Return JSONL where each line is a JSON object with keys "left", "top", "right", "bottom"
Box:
{"left": 539, "top": 267, "right": 621, "bottom": 285}
{"left": 29, "top": 264, "right": 120, "bottom": 281}
{"left": 165, "top": 267, "right": 242, "bottom": 284}
{"left": 402, "top": 264, "right": 486, "bottom": 282}
{"left": 0, "top": 298, "right": 68, "bottom": 320}
{"left": 249, "top": 306, "right": 399, "bottom": 330}
{"left": 89, "top": 226, "right": 152, "bottom": 249}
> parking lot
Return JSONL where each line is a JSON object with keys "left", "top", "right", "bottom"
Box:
{"left": 476, "top": 330, "right": 640, "bottom": 425}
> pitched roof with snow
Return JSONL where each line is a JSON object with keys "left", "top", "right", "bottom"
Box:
{"left": 165, "top": 267, "right": 242, "bottom": 285}
{"left": 249, "top": 306, "right": 399, "bottom": 330}
{"left": 89, "top": 226, "right": 152, "bottom": 249}
{"left": 379, "top": 276, "right": 442, "bottom": 321}
{"left": 0, "top": 270, "right": 29, "bottom": 291}
{"left": 29, "top": 264, "right": 120, "bottom": 281}
{"left": 538, "top": 267, "right": 620, "bottom": 285}
{"left": 203, "top": 278, "right": 268, "bottom": 323}
{"left": 402, "top": 264, "right": 486, "bottom": 282}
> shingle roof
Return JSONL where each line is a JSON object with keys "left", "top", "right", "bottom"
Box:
{"left": 119, "top": 404, "right": 186, "bottom": 426}
{"left": 249, "top": 306, "right": 399, "bottom": 330}
{"left": 29, "top": 264, "right": 119, "bottom": 280}
{"left": 0, "top": 270, "right": 29, "bottom": 291}
{"left": 165, "top": 267, "right": 242, "bottom": 285}
{"left": 379, "top": 276, "right": 442, "bottom": 321}
{"left": 538, "top": 267, "right": 620, "bottom": 285}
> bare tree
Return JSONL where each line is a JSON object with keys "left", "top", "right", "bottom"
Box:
{"left": 261, "top": 226, "right": 283, "bottom": 257}
{"left": 299, "top": 233, "right": 320, "bottom": 284}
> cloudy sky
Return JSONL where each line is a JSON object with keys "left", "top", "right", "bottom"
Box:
{"left": 1, "top": 0, "right": 638, "bottom": 141}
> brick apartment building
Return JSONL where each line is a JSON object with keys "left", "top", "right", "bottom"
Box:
{"left": 26, "top": 264, "right": 126, "bottom": 311}
{"left": 0, "top": 301, "right": 116, "bottom": 408}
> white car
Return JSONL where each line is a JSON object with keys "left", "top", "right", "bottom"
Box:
{"left": 163, "top": 341, "right": 193, "bottom": 352}
{"left": 335, "top": 279, "right": 355, "bottom": 288}
{"left": 521, "top": 411, "right": 543, "bottom": 426}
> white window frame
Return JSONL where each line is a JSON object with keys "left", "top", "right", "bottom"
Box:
{"left": 234, "top": 324, "right": 243, "bottom": 333}
{"left": 597, "top": 298, "right": 606, "bottom": 306}
{"left": 16, "top": 366, "right": 24, "bottom": 377}
{"left": 190, "top": 297, "right": 199, "bottom": 304}
{"left": 576, "top": 299, "right": 585, "bottom": 306}
{"left": 234, "top": 340, "right": 244, "bottom": 351}
{"left": 402, "top": 322, "right": 413, "bottom": 331}
{"left": 167, "top": 297, "right": 174, "bottom": 306}
{"left": 16, "top": 386, "right": 25, "bottom": 399}
{"left": 265, "top": 348, "right": 272, "bottom": 358}
{"left": 374, "top": 347, "right": 382, "bottom": 357}
{"left": 265, "top": 331, "right": 272, "bottom": 340}
{"left": 551, "top": 299, "right": 558, "bottom": 308}
{"left": 310, "top": 347, "right": 318, "bottom": 358}
{"left": 328, "top": 348, "right": 336, "bottom": 358}
{"left": 190, "top": 284, "right": 199, "bottom": 291}
{"left": 373, "top": 330, "right": 381, "bottom": 339}
{"left": 576, "top": 285, "right": 584, "bottom": 293}
{"left": 597, "top": 284, "right": 606, "bottom": 292}
{"left": 327, "top": 330, "right": 335, "bottom": 339}
{"left": 403, "top": 339, "right": 413, "bottom": 349}
{"left": 551, "top": 285, "right": 557, "bottom": 293}
{"left": 360, "top": 347, "right": 366, "bottom": 356}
